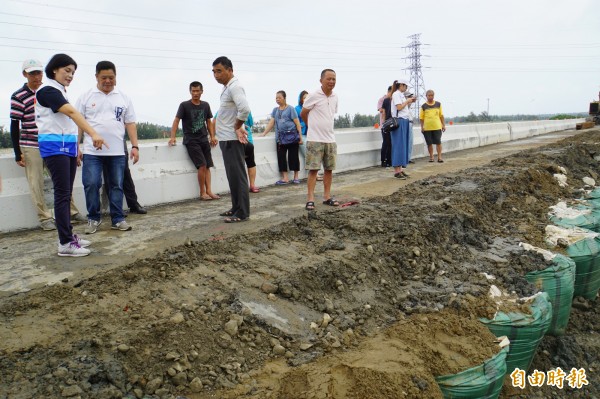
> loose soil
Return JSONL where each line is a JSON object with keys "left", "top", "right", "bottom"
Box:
{"left": 1, "top": 130, "right": 599, "bottom": 399}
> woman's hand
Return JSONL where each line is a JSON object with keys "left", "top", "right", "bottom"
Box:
{"left": 90, "top": 134, "right": 108, "bottom": 150}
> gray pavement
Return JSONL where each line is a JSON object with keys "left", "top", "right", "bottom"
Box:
{"left": 0, "top": 130, "right": 579, "bottom": 297}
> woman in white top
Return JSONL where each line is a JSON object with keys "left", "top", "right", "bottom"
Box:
{"left": 389, "top": 79, "right": 416, "bottom": 179}
{"left": 36, "top": 53, "right": 105, "bottom": 257}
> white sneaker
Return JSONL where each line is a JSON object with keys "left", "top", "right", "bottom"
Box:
{"left": 40, "top": 219, "right": 57, "bottom": 231}
{"left": 73, "top": 234, "right": 91, "bottom": 248}
{"left": 111, "top": 220, "right": 132, "bottom": 231}
{"left": 85, "top": 219, "right": 102, "bottom": 234}
{"left": 57, "top": 241, "right": 91, "bottom": 257}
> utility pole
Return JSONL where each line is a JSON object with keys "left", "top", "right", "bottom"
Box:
{"left": 487, "top": 98, "right": 490, "bottom": 115}
{"left": 403, "top": 33, "right": 427, "bottom": 121}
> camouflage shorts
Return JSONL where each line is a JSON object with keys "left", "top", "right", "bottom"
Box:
{"left": 305, "top": 141, "right": 337, "bottom": 170}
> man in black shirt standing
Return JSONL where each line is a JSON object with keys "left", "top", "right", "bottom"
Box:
{"left": 169, "top": 81, "right": 220, "bottom": 201}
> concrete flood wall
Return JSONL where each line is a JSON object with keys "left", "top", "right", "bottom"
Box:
{"left": 0, "top": 119, "right": 583, "bottom": 232}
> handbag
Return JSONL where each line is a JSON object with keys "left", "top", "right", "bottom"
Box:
{"left": 279, "top": 129, "right": 299, "bottom": 145}
{"left": 381, "top": 117, "right": 398, "bottom": 133}
{"left": 275, "top": 107, "right": 299, "bottom": 145}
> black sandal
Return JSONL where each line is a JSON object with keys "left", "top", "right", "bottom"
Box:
{"left": 322, "top": 198, "right": 339, "bottom": 207}
{"left": 224, "top": 216, "right": 248, "bottom": 223}
{"left": 219, "top": 210, "right": 234, "bottom": 217}
{"left": 305, "top": 201, "right": 315, "bottom": 211}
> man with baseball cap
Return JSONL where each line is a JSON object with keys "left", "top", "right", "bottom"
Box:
{"left": 10, "top": 58, "right": 87, "bottom": 230}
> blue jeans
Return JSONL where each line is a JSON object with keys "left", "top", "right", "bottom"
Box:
{"left": 83, "top": 154, "right": 126, "bottom": 225}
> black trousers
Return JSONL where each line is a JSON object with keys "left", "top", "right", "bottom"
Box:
{"left": 381, "top": 130, "right": 392, "bottom": 166}
{"left": 277, "top": 142, "right": 300, "bottom": 172}
{"left": 44, "top": 155, "right": 77, "bottom": 244}
{"left": 220, "top": 140, "right": 250, "bottom": 219}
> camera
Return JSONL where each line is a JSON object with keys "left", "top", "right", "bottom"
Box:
{"left": 406, "top": 93, "right": 415, "bottom": 98}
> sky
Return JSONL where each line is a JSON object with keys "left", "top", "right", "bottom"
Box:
{"left": 0, "top": 0, "right": 599, "bottom": 128}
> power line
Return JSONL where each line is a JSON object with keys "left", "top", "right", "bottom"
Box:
{"left": 0, "top": 13, "right": 387, "bottom": 49}
{"left": 0, "top": 43, "right": 395, "bottom": 69}
{"left": 9, "top": 0, "right": 390, "bottom": 48}
{"left": 0, "top": 21, "right": 397, "bottom": 57}
{"left": 0, "top": 35, "right": 405, "bottom": 62}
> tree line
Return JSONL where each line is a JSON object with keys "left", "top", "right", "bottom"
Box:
{"left": 448, "top": 111, "right": 586, "bottom": 124}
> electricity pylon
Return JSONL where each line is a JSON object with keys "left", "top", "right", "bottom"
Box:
{"left": 403, "top": 33, "right": 427, "bottom": 120}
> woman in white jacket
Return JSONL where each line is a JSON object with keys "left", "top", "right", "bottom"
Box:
{"left": 36, "top": 53, "right": 106, "bottom": 257}
{"left": 389, "top": 78, "right": 416, "bottom": 179}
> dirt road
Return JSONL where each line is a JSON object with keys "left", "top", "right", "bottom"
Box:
{"left": 1, "top": 128, "right": 598, "bottom": 399}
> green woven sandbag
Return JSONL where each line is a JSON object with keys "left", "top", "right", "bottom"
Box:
{"left": 525, "top": 254, "right": 575, "bottom": 336}
{"left": 550, "top": 205, "right": 600, "bottom": 232}
{"left": 585, "top": 198, "right": 600, "bottom": 209}
{"left": 566, "top": 236, "right": 600, "bottom": 299}
{"left": 480, "top": 293, "right": 552, "bottom": 374}
{"left": 586, "top": 187, "right": 600, "bottom": 199}
{"left": 582, "top": 187, "right": 600, "bottom": 208}
{"left": 435, "top": 346, "right": 509, "bottom": 399}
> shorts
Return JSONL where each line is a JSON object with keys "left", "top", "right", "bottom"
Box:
{"left": 423, "top": 129, "right": 442, "bottom": 145}
{"left": 305, "top": 141, "right": 337, "bottom": 171}
{"left": 185, "top": 141, "right": 213, "bottom": 169}
{"left": 244, "top": 142, "right": 256, "bottom": 168}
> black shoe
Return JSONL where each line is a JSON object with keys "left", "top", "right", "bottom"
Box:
{"left": 408, "top": 160, "right": 415, "bottom": 164}
{"left": 130, "top": 205, "right": 147, "bottom": 214}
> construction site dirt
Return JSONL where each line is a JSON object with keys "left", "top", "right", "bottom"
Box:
{"left": 1, "top": 128, "right": 598, "bottom": 399}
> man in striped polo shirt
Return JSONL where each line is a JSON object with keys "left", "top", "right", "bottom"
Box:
{"left": 10, "top": 59, "right": 87, "bottom": 231}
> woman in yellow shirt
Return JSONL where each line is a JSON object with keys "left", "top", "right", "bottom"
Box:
{"left": 419, "top": 90, "right": 446, "bottom": 162}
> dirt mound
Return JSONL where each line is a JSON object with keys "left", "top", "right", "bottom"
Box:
{"left": 1, "top": 130, "right": 599, "bottom": 399}
{"left": 217, "top": 311, "right": 502, "bottom": 399}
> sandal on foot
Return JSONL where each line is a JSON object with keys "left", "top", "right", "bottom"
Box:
{"left": 438, "top": 159, "right": 444, "bottom": 163}
{"left": 394, "top": 173, "right": 407, "bottom": 180}
{"left": 275, "top": 180, "right": 289, "bottom": 185}
{"left": 292, "top": 179, "right": 300, "bottom": 184}
{"left": 224, "top": 216, "right": 248, "bottom": 223}
{"left": 305, "top": 201, "right": 315, "bottom": 211}
{"left": 250, "top": 186, "right": 260, "bottom": 193}
{"left": 429, "top": 159, "right": 435, "bottom": 162}
{"left": 323, "top": 198, "right": 340, "bottom": 207}
{"left": 219, "top": 210, "right": 234, "bottom": 217}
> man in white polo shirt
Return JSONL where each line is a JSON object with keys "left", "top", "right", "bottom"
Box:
{"left": 300, "top": 69, "right": 338, "bottom": 211}
{"left": 76, "top": 61, "right": 140, "bottom": 234}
